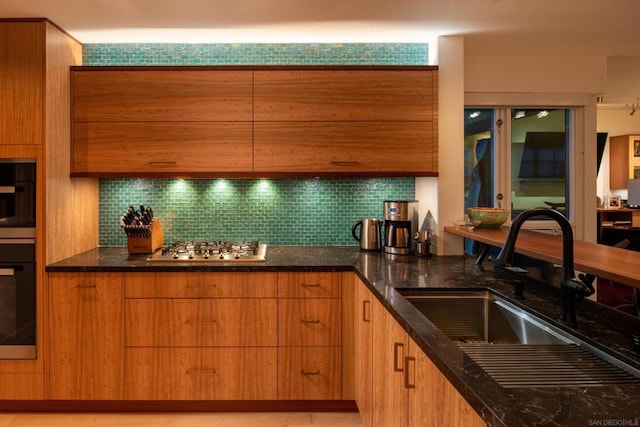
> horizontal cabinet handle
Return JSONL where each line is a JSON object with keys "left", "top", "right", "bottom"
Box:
{"left": 185, "top": 283, "right": 218, "bottom": 289}
{"left": 300, "top": 319, "right": 321, "bottom": 324}
{"left": 300, "top": 283, "right": 321, "bottom": 288}
{"left": 0, "top": 268, "right": 16, "bottom": 277}
{"left": 0, "top": 186, "right": 16, "bottom": 194}
{"left": 75, "top": 284, "right": 97, "bottom": 289}
{"left": 186, "top": 369, "right": 217, "bottom": 376}
{"left": 186, "top": 319, "right": 218, "bottom": 324}
{"left": 330, "top": 161, "right": 359, "bottom": 166}
{"left": 301, "top": 370, "right": 321, "bottom": 375}
{"left": 147, "top": 161, "right": 177, "bottom": 167}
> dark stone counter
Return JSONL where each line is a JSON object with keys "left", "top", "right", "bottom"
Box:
{"left": 47, "top": 246, "right": 640, "bottom": 426}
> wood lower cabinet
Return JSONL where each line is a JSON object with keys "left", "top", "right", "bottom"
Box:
{"left": 277, "top": 272, "right": 342, "bottom": 400}
{"left": 125, "top": 347, "right": 277, "bottom": 400}
{"left": 123, "top": 272, "right": 278, "bottom": 400}
{"left": 48, "top": 272, "right": 125, "bottom": 400}
{"left": 354, "top": 277, "right": 374, "bottom": 427}
{"left": 370, "top": 286, "right": 486, "bottom": 427}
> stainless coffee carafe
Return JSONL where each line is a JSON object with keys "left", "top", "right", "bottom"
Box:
{"left": 352, "top": 218, "right": 382, "bottom": 251}
{"left": 383, "top": 200, "right": 418, "bottom": 255}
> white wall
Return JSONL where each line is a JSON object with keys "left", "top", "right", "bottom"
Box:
{"left": 428, "top": 48, "right": 607, "bottom": 255}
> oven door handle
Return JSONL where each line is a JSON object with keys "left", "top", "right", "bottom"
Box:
{"left": 0, "top": 265, "right": 24, "bottom": 276}
{"left": 0, "top": 186, "right": 16, "bottom": 194}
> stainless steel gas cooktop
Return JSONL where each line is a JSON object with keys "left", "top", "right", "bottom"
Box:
{"left": 146, "top": 240, "right": 267, "bottom": 262}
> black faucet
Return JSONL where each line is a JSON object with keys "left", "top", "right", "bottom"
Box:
{"left": 495, "top": 207, "right": 595, "bottom": 325}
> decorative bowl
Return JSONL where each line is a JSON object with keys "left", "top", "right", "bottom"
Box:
{"left": 467, "top": 207, "right": 509, "bottom": 228}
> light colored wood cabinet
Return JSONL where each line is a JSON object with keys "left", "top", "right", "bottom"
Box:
{"left": 277, "top": 272, "right": 342, "bottom": 400}
{"left": 609, "top": 134, "right": 640, "bottom": 189}
{"left": 0, "top": 374, "right": 44, "bottom": 400}
{"left": 123, "top": 271, "right": 278, "bottom": 400}
{"left": 354, "top": 277, "right": 374, "bottom": 427}
{"left": 371, "top": 295, "right": 485, "bottom": 427}
{"left": 71, "top": 67, "right": 438, "bottom": 177}
{"left": 125, "top": 347, "right": 277, "bottom": 400}
{"left": 277, "top": 347, "right": 341, "bottom": 400}
{"left": 71, "top": 68, "right": 254, "bottom": 176}
{"left": 408, "top": 340, "right": 486, "bottom": 427}
{"left": 0, "top": 21, "right": 44, "bottom": 145}
{"left": 372, "top": 297, "right": 410, "bottom": 426}
{"left": 126, "top": 271, "right": 278, "bottom": 298}
{"left": 253, "top": 68, "right": 438, "bottom": 175}
{"left": 125, "top": 298, "right": 277, "bottom": 347}
{"left": 48, "top": 272, "right": 125, "bottom": 400}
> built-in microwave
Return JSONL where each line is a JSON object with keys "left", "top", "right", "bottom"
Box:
{"left": 0, "top": 159, "right": 36, "bottom": 238}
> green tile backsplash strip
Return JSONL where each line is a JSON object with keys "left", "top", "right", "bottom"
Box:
{"left": 100, "top": 178, "right": 415, "bottom": 246}
{"left": 88, "top": 43, "right": 426, "bottom": 246}
{"left": 83, "top": 43, "right": 428, "bottom": 66}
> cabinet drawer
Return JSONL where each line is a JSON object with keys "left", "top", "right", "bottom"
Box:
{"left": 125, "top": 347, "right": 277, "bottom": 400}
{"left": 126, "top": 272, "right": 277, "bottom": 298}
{"left": 126, "top": 299, "right": 277, "bottom": 347}
{"left": 278, "top": 299, "right": 341, "bottom": 346}
{"left": 278, "top": 272, "right": 341, "bottom": 298}
{"left": 277, "top": 347, "right": 341, "bottom": 400}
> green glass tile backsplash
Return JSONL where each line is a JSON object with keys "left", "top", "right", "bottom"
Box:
{"left": 86, "top": 43, "right": 428, "bottom": 246}
{"left": 100, "top": 178, "right": 415, "bottom": 246}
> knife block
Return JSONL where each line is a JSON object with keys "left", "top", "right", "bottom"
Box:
{"left": 127, "top": 218, "right": 164, "bottom": 254}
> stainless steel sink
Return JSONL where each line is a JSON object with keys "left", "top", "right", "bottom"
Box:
{"left": 398, "top": 288, "right": 640, "bottom": 388}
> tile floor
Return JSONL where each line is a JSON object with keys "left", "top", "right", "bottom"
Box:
{"left": 0, "top": 412, "right": 363, "bottom": 427}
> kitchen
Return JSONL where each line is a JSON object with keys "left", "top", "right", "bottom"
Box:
{"left": 2, "top": 1, "right": 640, "bottom": 426}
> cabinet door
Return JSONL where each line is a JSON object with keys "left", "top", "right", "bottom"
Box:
{"left": 355, "top": 279, "right": 374, "bottom": 427}
{"left": 610, "top": 135, "right": 640, "bottom": 189}
{"left": 125, "top": 347, "right": 277, "bottom": 400}
{"left": 254, "top": 70, "right": 434, "bottom": 122}
{"left": 408, "top": 339, "right": 486, "bottom": 427}
{"left": 72, "top": 122, "right": 253, "bottom": 175}
{"left": 0, "top": 22, "right": 44, "bottom": 144}
{"left": 254, "top": 121, "right": 435, "bottom": 174}
{"left": 372, "top": 297, "right": 409, "bottom": 426}
{"left": 48, "top": 273, "right": 125, "bottom": 399}
{"left": 278, "top": 271, "right": 341, "bottom": 298}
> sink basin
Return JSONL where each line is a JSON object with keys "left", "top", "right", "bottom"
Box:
{"left": 398, "top": 289, "right": 568, "bottom": 345}
{"left": 397, "top": 288, "right": 640, "bottom": 388}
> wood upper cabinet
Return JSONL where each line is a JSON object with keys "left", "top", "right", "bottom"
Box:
{"left": 254, "top": 68, "right": 438, "bottom": 175}
{"left": 48, "top": 272, "right": 125, "bottom": 400}
{"left": 0, "top": 21, "right": 44, "bottom": 145}
{"left": 70, "top": 68, "right": 254, "bottom": 176}
{"left": 71, "top": 66, "right": 438, "bottom": 177}
{"left": 609, "top": 134, "right": 640, "bottom": 189}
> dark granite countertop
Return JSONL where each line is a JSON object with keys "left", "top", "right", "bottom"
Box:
{"left": 47, "top": 246, "right": 640, "bottom": 427}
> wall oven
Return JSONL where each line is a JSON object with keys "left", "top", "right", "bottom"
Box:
{"left": 0, "top": 158, "right": 36, "bottom": 359}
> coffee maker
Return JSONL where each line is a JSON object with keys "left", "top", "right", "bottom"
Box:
{"left": 383, "top": 200, "right": 418, "bottom": 255}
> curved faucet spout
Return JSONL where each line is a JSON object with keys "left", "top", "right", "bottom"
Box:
{"left": 495, "top": 207, "right": 593, "bottom": 325}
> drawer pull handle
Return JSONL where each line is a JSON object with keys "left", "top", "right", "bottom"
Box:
{"left": 186, "top": 369, "right": 217, "bottom": 376}
{"left": 330, "top": 161, "right": 359, "bottom": 166}
{"left": 300, "top": 319, "right": 321, "bottom": 324}
{"left": 404, "top": 356, "right": 416, "bottom": 389}
{"left": 186, "top": 319, "right": 217, "bottom": 324}
{"left": 301, "top": 370, "right": 321, "bottom": 375}
{"left": 393, "top": 342, "right": 405, "bottom": 372}
{"left": 301, "top": 283, "right": 321, "bottom": 288}
{"left": 362, "top": 300, "right": 371, "bottom": 322}
{"left": 148, "top": 161, "right": 177, "bottom": 167}
{"left": 75, "top": 284, "right": 97, "bottom": 288}
{"left": 185, "top": 283, "right": 218, "bottom": 289}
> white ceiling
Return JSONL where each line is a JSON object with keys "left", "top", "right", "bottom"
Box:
{"left": 1, "top": 0, "right": 639, "bottom": 106}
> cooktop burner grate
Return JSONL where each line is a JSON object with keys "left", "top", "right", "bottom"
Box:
{"left": 146, "top": 240, "right": 267, "bottom": 262}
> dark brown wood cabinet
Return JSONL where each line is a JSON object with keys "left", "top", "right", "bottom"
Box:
{"left": 71, "top": 66, "right": 438, "bottom": 177}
